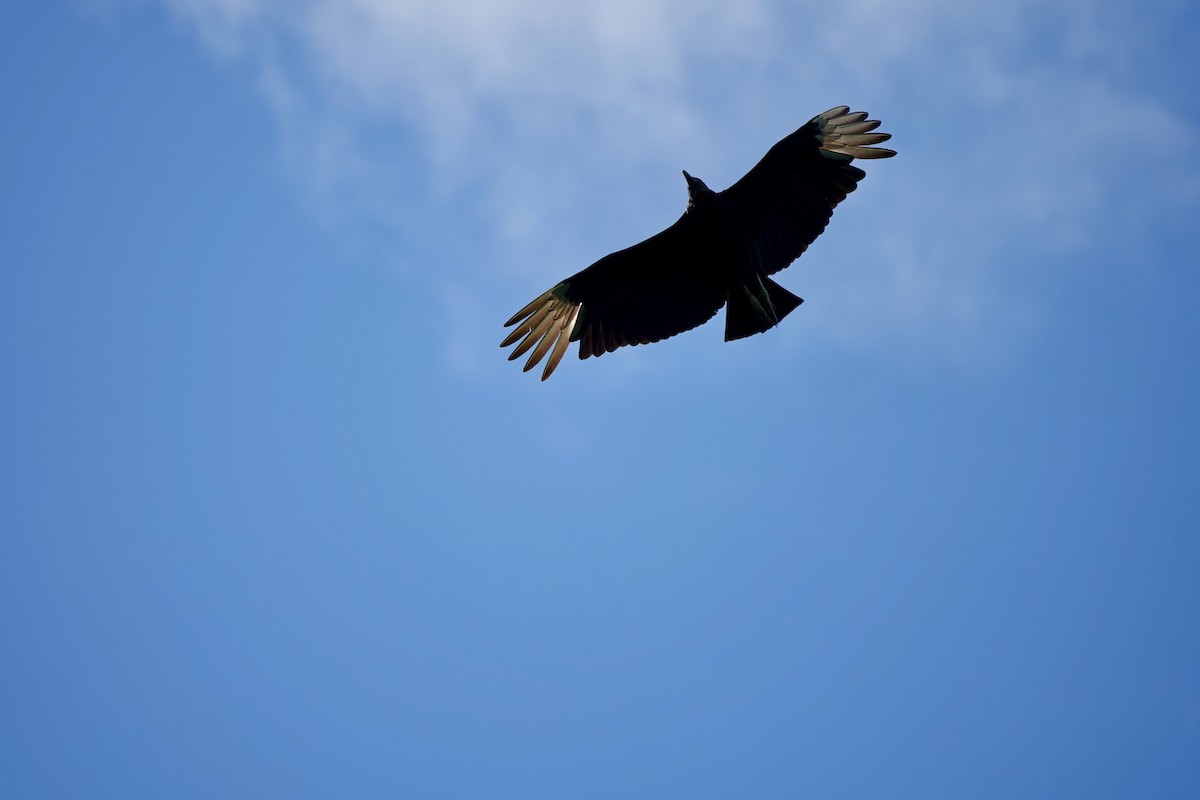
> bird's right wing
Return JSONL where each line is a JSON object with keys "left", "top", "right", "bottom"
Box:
{"left": 501, "top": 218, "right": 728, "bottom": 380}
{"left": 722, "top": 106, "right": 895, "bottom": 277}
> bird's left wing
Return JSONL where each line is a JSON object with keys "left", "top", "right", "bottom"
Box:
{"left": 501, "top": 218, "right": 728, "bottom": 380}
{"left": 722, "top": 106, "right": 895, "bottom": 277}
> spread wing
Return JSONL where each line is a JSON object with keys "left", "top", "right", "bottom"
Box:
{"left": 501, "top": 217, "right": 728, "bottom": 380}
{"left": 722, "top": 106, "right": 895, "bottom": 277}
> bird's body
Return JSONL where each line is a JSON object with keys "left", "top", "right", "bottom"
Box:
{"left": 502, "top": 106, "right": 895, "bottom": 379}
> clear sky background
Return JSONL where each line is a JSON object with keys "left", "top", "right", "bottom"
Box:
{"left": 2, "top": 1, "right": 1198, "bottom": 798}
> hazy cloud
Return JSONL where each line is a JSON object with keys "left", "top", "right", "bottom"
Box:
{"left": 164, "top": 0, "right": 1197, "bottom": 368}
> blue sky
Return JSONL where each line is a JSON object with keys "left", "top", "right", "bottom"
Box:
{"left": 2, "top": 1, "right": 1198, "bottom": 797}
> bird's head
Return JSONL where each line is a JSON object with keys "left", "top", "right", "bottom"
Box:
{"left": 682, "top": 170, "right": 713, "bottom": 208}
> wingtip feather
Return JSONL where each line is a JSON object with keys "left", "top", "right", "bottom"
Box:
{"left": 817, "top": 106, "right": 896, "bottom": 160}
{"left": 502, "top": 287, "right": 582, "bottom": 379}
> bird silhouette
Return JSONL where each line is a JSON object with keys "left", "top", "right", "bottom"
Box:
{"left": 501, "top": 106, "right": 895, "bottom": 380}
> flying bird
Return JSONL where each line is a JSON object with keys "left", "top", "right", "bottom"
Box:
{"left": 501, "top": 105, "right": 895, "bottom": 380}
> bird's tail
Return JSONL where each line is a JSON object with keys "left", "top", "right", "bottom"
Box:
{"left": 724, "top": 275, "right": 803, "bottom": 342}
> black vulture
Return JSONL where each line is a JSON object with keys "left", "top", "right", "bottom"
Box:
{"left": 501, "top": 105, "right": 895, "bottom": 380}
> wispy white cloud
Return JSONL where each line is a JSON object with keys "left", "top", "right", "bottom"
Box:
{"left": 163, "top": 0, "right": 1198, "bottom": 371}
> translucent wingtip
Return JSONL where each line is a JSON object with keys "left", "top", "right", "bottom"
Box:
{"left": 816, "top": 106, "right": 896, "bottom": 160}
{"left": 501, "top": 285, "right": 581, "bottom": 380}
